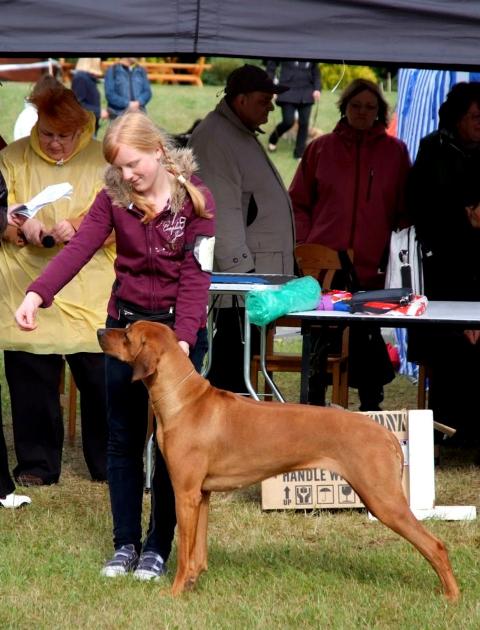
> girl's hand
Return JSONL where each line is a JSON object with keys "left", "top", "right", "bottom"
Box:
{"left": 51, "top": 219, "right": 75, "bottom": 243}
{"left": 15, "top": 292, "right": 43, "bottom": 331}
{"left": 178, "top": 340, "right": 190, "bottom": 356}
{"left": 20, "top": 218, "right": 46, "bottom": 246}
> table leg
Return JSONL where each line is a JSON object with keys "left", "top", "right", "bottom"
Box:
{"left": 259, "top": 323, "right": 285, "bottom": 403}
{"left": 242, "top": 311, "right": 285, "bottom": 402}
{"left": 202, "top": 298, "right": 216, "bottom": 378}
{"left": 300, "top": 320, "right": 312, "bottom": 404}
{"left": 243, "top": 309, "right": 260, "bottom": 400}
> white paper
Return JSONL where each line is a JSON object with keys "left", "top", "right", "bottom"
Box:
{"left": 14, "top": 182, "right": 73, "bottom": 219}
{"left": 194, "top": 235, "right": 215, "bottom": 271}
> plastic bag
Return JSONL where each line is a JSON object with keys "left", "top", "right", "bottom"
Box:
{"left": 385, "top": 226, "right": 424, "bottom": 294}
{"left": 246, "top": 276, "right": 321, "bottom": 326}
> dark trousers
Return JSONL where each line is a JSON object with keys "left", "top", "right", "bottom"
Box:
{"left": 420, "top": 331, "right": 480, "bottom": 445}
{"left": 0, "top": 385, "right": 15, "bottom": 497}
{"left": 268, "top": 102, "right": 313, "bottom": 158}
{"left": 105, "top": 315, "right": 208, "bottom": 560}
{"left": 308, "top": 325, "right": 394, "bottom": 411}
{"left": 207, "top": 306, "right": 260, "bottom": 394}
{"left": 4, "top": 350, "right": 108, "bottom": 484}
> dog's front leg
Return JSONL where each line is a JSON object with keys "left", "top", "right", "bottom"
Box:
{"left": 171, "top": 489, "right": 203, "bottom": 596}
{"left": 192, "top": 490, "right": 211, "bottom": 576}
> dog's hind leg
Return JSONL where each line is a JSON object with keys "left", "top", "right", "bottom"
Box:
{"left": 374, "top": 500, "right": 459, "bottom": 601}
{"left": 353, "top": 474, "right": 459, "bottom": 601}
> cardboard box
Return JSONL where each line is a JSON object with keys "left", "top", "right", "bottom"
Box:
{"left": 261, "top": 410, "right": 409, "bottom": 510}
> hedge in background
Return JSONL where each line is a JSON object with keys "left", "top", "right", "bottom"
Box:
{"left": 320, "top": 64, "right": 378, "bottom": 90}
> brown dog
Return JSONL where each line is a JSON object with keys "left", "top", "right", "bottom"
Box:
{"left": 97, "top": 321, "right": 459, "bottom": 600}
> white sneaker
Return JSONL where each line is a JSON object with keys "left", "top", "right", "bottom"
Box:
{"left": 101, "top": 544, "right": 139, "bottom": 577}
{"left": 0, "top": 492, "right": 32, "bottom": 508}
{"left": 133, "top": 551, "right": 166, "bottom": 581}
{"left": 268, "top": 143, "right": 277, "bottom": 152}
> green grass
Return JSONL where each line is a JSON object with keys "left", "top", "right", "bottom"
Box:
{"left": 1, "top": 349, "right": 480, "bottom": 629}
{"left": 1, "top": 82, "right": 479, "bottom": 629}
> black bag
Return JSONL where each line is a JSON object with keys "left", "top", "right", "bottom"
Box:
{"left": 116, "top": 298, "right": 175, "bottom": 324}
{"left": 350, "top": 288, "right": 414, "bottom": 313}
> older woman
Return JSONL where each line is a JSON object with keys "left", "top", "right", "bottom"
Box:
{"left": 0, "top": 171, "right": 31, "bottom": 507}
{"left": 407, "top": 82, "right": 480, "bottom": 449}
{"left": 0, "top": 76, "right": 114, "bottom": 486}
{"left": 289, "top": 78, "right": 411, "bottom": 410}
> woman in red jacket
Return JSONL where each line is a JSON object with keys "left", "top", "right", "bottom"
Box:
{"left": 290, "top": 79, "right": 411, "bottom": 410}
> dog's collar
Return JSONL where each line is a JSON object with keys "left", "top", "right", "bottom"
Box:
{"left": 150, "top": 368, "right": 195, "bottom": 406}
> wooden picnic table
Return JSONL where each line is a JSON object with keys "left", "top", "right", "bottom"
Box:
{"left": 59, "top": 58, "right": 211, "bottom": 87}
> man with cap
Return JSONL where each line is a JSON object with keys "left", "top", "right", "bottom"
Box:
{"left": 188, "top": 63, "right": 295, "bottom": 393}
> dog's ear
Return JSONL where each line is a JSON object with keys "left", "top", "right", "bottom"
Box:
{"left": 131, "top": 342, "right": 159, "bottom": 382}
{"left": 125, "top": 325, "right": 161, "bottom": 381}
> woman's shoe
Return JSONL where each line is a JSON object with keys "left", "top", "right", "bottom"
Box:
{"left": 15, "top": 473, "right": 46, "bottom": 487}
{"left": 267, "top": 143, "right": 277, "bottom": 152}
{"left": 0, "top": 492, "right": 32, "bottom": 508}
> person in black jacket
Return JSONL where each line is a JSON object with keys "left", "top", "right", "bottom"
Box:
{"left": 0, "top": 170, "right": 31, "bottom": 508}
{"left": 266, "top": 60, "right": 321, "bottom": 159}
{"left": 407, "top": 82, "right": 480, "bottom": 452}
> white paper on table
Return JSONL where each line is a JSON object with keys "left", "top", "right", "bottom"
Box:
{"left": 13, "top": 182, "right": 73, "bottom": 219}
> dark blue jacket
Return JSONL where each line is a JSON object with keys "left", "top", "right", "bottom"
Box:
{"left": 104, "top": 63, "right": 152, "bottom": 117}
{"left": 71, "top": 71, "right": 101, "bottom": 123}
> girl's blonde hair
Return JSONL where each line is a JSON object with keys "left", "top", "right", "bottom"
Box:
{"left": 75, "top": 58, "right": 103, "bottom": 76}
{"left": 103, "top": 112, "right": 209, "bottom": 222}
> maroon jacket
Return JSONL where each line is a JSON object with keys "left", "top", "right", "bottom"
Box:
{"left": 289, "top": 120, "right": 410, "bottom": 288}
{"left": 29, "top": 175, "right": 216, "bottom": 347}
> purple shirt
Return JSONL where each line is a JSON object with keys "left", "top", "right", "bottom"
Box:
{"left": 29, "top": 177, "right": 216, "bottom": 347}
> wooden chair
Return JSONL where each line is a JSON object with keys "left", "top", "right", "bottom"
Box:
{"left": 59, "top": 360, "right": 78, "bottom": 444}
{"left": 250, "top": 244, "right": 352, "bottom": 407}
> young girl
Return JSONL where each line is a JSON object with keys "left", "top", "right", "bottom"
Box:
{"left": 14, "top": 112, "right": 216, "bottom": 579}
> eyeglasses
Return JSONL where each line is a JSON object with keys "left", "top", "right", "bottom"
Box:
{"left": 38, "top": 128, "right": 76, "bottom": 144}
{"left": 348, "top": 102, "right": 378, "bottom": 112}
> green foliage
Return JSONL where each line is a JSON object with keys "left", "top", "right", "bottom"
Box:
{"left": 320, "top": 63, "right": 379, "bottom": 91}
{"left": 201, "top": 57, "right": 262, "bottom": 86}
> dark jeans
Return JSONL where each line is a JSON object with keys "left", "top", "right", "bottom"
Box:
{"left": 105, "top": 315, "right": 208, "bottom": 560}
{"left": 0, "top": 385, "right": 15, "bottom": 497}
{"left": 4, "top": 350, "right": 108, "bottom": 484}
{"left": 268, "top": 102, "right": 313, "bottom": 158}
